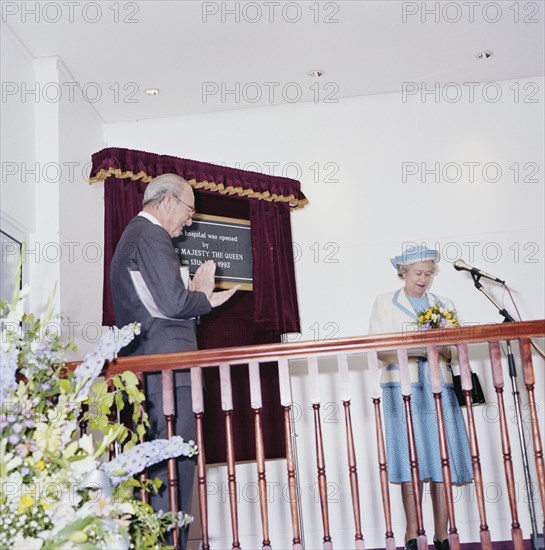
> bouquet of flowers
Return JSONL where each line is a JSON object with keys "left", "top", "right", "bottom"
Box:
{"left": 0, "top": 261, "right": 196, "bottom": 549}
{"left": 417, "top": 305, "right": 458, "bottom": 329}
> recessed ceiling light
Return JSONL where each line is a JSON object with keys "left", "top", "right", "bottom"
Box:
{"left": 308, "top": 70, "right": 324, "bottom": 78}
{"left": 476, "top": 51, "right": 493, "bottom": 60}
{"left": 145, "top": 88, "right": 160, "bottom": 96}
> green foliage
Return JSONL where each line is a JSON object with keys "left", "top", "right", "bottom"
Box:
{"left": 0, "top": 270, "right": 193, "bottom": 549}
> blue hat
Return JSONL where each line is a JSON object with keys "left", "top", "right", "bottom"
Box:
{"left": 390, "top": 244, "right": 439, "bottom": 268}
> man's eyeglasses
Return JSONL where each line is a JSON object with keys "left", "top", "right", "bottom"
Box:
{"left": 174, "top": 196, "right": 196, "bottom": 217}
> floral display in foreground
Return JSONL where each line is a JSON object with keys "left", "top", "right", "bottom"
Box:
{"left": 0, "top": 277, "right": 197, "bottom": 549}
{"left": 416, "top": 305, "right": 458, "bottom": 330}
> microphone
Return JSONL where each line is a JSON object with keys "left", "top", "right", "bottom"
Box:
{"left": 453, "top": 259, "right": 505, "bottom": 284}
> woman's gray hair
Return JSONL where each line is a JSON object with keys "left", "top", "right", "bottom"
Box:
{"left": 143, "top": 174, "right": 189, "bottom": 207}
{"left": 396, "top": 261, "right": 437, "bottom": 279}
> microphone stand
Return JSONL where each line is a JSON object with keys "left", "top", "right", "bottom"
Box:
{"left": 469, "top": 272, "right": 544, "bottom": 550}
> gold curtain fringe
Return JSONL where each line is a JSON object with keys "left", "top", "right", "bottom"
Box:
{"left": 89, "top": 168, "right": 308, "bottom": 209}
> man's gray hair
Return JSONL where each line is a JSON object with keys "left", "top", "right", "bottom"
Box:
{"left": 143, "top": 174, "right": 189, "bottom": 207}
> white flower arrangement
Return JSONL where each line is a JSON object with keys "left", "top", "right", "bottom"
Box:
{"left": 0, "top": 262, "right": 197, "bottom": 549}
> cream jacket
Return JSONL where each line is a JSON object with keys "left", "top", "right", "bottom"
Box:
{"left": 368, "top": 288, "right": 459, "bottom": 368}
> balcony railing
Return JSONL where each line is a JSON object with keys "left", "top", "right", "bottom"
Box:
{"left": 99, "top": 320, "right": 545, "bottom": 550}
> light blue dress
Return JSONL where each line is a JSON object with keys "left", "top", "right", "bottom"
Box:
{"left": 381, "top": 294, "right": 473, "bottom": 484}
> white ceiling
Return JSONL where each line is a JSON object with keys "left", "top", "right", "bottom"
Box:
{"left": 5, "top": 0, "right": 544, "bottom": 123}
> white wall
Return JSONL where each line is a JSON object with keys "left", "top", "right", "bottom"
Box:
{"left": 0, "top": 26, "right": 35, "bottom": 233}
{"left": 0, "top": 25, "right": 35, "bottom": 298}
{"left": 105, "top": 77, "right": 545, "bottom": 332}
{"left": 105, "top": 78, "right": 545, "bottom": 548}
{"left": 57, "top": 62, "right": 106, "bottom": 357}
{"left": 0, "top": 27, "right": 105, "bottom": 355}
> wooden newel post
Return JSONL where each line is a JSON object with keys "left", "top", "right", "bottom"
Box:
{"left": 191, "top": 367, "right": 210, "bottom": 550}
{"left": 457, "top": 344, "right": 491, "bottom": 549}
{"left": 397, "top": 349, "right": 427, "bottom": 550}
{"left": 368, "top": 351, "right": 395, "bottom": 550}
{"left": 162, "top": 370, "right": 179, "bottom": 549}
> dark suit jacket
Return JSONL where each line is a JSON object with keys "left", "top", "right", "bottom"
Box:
{"left": 110, "top": 215, "right": 212, "bottom": 392}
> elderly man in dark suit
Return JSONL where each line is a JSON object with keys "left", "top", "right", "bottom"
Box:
{"left": 110, "top": 173, "right": 238, "bottom": 548}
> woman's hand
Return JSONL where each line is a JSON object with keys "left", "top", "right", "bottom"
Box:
{"left": 437, "top": 346, "right": 453, "bottom": 363}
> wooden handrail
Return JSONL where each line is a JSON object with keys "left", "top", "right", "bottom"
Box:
{"left": 102, "top": 320, "right": 545, "bottom": 376}
{"left": 71, "top": 318, "right": 545, "bottom": 548}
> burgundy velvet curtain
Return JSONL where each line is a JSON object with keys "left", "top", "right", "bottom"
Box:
{"left": 250, "top": 199, "right": 300, "bottom": 333}
{"left": 95, "top": 147, "right": 304, "bottom": 333}
{"left": 91, "top": 147, "right": 305, "bottom": 462}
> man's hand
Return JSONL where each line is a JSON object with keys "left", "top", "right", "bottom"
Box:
{"left": 189, "top": 260, "right": 215, "bottom": 296}
{"left": 189, "top": 261, "right": 240, "bottom": 307}
{"left": 209, "top": 285, "right": 241, "bottom": 308}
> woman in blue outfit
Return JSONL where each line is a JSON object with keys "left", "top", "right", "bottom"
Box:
{"left": 368, "top": 245, "right": 473, "bottom": 550}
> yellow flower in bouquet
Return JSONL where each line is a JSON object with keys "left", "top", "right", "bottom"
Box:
{"left": 416, "top": 305, "right": 458, "bottom": 329}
